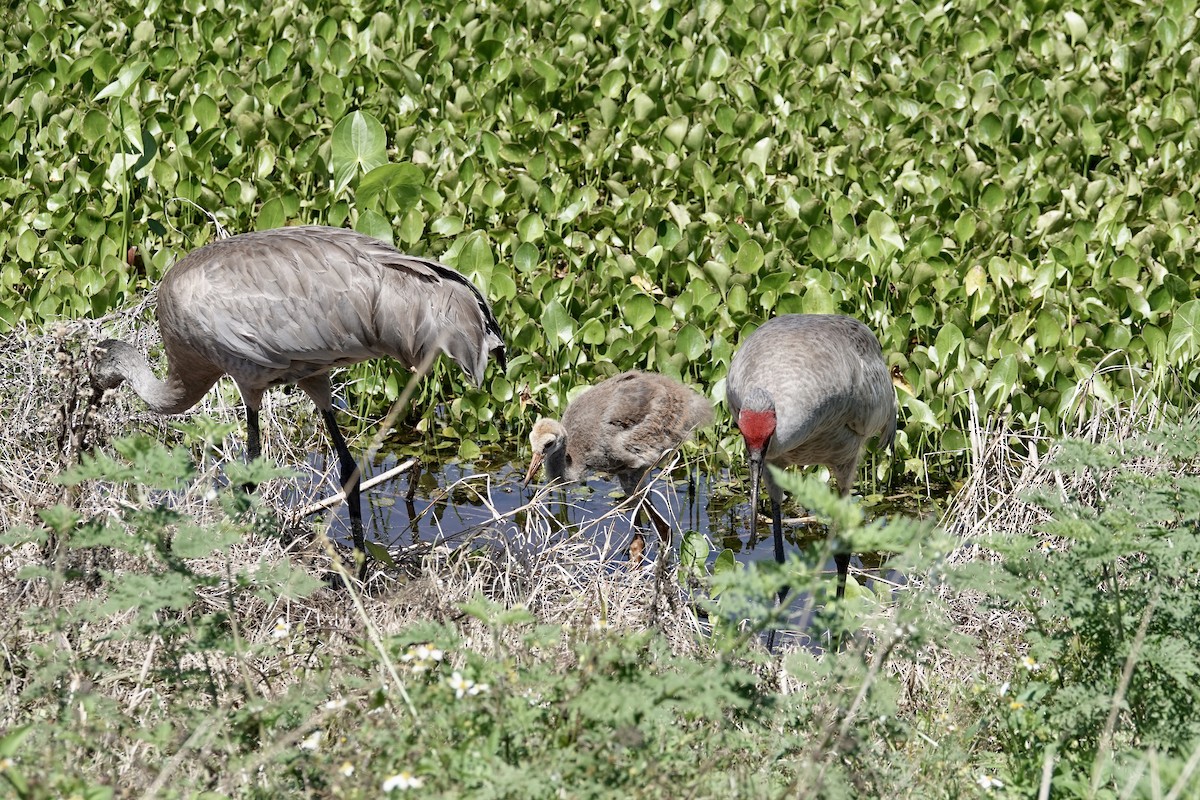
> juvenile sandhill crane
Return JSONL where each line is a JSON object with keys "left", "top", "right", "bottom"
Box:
{"left": 524, "top": 371, "right": 712, "bottom": 560}
{"left": 91, "top": 225, "right": 506, "bottom": 573}
{"left": 726, "top": 314, "right": 896, "bottom": 600}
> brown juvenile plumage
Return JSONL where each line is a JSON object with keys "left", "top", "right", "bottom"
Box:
{"left": 524, "top": 370, "right": 713, "bottom": 559}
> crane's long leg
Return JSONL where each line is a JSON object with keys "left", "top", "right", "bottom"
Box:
{"left": 243, "top": 407, "right": 262, "bottom": 494}
{"left": 834, "top": 552, "right": 851, "bottom": 599}
{"left": 320, "top": 409, "right": 366, "bottom": 578}
{"left": 246, "top": 407, "right": 261, "bottom": 461}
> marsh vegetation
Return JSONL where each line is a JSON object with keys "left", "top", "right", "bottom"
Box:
{"left": 5, "top": 0, "right": 1200, "bottom": 796}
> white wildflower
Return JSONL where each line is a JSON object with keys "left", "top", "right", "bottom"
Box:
{"left": 382, "top": 771, "right": 424, "bottom": 791}
{"left": 977, "top": 773, "right": 1004, "bottom": 790}
{"left": 298, "top": 730, "right": 322, "bottom": 751}
{"left": 448, "top": 671, "right": 475, "bottom": 699}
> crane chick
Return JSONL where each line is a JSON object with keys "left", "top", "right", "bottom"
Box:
{"left": 91, "top": 225, "right": 506, "bottom": 575}
{"left": 524, "top": 370, "right": 712, "bottom": 561}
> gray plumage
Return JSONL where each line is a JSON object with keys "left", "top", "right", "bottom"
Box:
{"left": 92, "top": 225, "right": 506, "bottom": 571}
{"left": 726, "top": 314, "right": 896, "bottom": 597}
{"left": 525, "top": 370, "right": 712, "bottom": 556}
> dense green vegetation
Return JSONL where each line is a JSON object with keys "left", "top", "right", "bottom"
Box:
{"left": 5, "top": 0, "right": 1200, "bottom": 468}
{"left": 7, "top": 0, "right": 1200, "bottom": 796}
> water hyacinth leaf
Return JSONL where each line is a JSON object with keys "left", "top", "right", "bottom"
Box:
{"left": 866, "top": 211, "right": 904, "bottom": 251}
{"left": 257, "top": 197, "right": 285, "bottom": 230}
{"left": 809, "top": 226, "right": 835, "bottom": 261}
{"left": 331, "top": 110, "right": 388, "bottom": 194}
{"left": 16, "top": 230, "right": 38, "bottom": 262}
{"left": 94, "top": 61, "right": 149, "bottom": 101}
{"left": 518, "top": 213, "right": 545, "bottom": 242}
{"left": 703, "top": 44, "right": 730, "bottom": 77}
{"left": 514, "top": 242, "right": 540, "bottom": 272}
{"left": 357, "top": 162, "right": 423, "bottom": 207}
{"left": 1167, "top": 300, "right": 1200, "bottom": 365}
{"left": 735, "top": 239, "right": 764, "bottom": 273}
{"left": 430, "top": 216, "right": 464, "bottom": 237}
{"left": 541, "top": 299, "right": 574, "bottom": 345}
{"left": 676, "top": 323, "right": 706, "bottom": 361}
{"left": 1063, "top": 10, "right": 1088, "bottom": 42}
{"left": 984, "top": 353, "right": 1019, "bottom": 408}
{"left": 712, "top": 548, "right": 737, "bottom": 577}
{"left": 455, "top": 233, "right": 495, "bottom": 289}
{"left": 193, "top": 94, "right": 219, "bottom": 129}
{"left": 354, "top": 209, "right": 394, "bottom": 244}
{"left": 679, "top": 531, "right": 710, "bottom": 584}
{"left": 624, "top": 293, "right": 656, "bottom": 329}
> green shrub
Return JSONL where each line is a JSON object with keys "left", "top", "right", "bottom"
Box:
{"left": 966, "top": 420, "right": 1200, "bottom": 796}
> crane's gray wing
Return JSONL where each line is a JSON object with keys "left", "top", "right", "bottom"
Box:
{"left": 158, "top": 226, "right": 505, "bottom": 388}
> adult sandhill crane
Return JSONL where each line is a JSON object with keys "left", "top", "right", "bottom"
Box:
{"left": 523, "top": 371, "right": 713, "bottom": 560}
{"left": 726, "top": 314, "right": 896, "bottom": 600}
{"left": 91, "top": 225, "right": 506, "bottom": 573}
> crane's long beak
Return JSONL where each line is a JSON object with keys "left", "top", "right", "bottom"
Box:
{"left": 523, "top": 452, "right": 544, "bottom": 488}
{"left": 747, "top": 449, "right": 763, "bottom": 544}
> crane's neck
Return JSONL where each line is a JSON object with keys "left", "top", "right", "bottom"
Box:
{"left": 94, "top": 339, "right": 216, "bottom": 415}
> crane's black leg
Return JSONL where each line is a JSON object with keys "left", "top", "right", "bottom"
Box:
{"left": 766, "top": 497, "right": 788, "bottom": 652}
{"left": 243, "top": 407, "right": 261, "bottom": 492}
{"left": 320, "top": 409, "right": 366, "bottom": 578}
{"left": 834, "top": 552, "right": 850, "bottom": 600}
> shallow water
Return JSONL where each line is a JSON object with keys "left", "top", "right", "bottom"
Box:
{"left": 297, "top": 452, "right": 941, "bottom": 648}
{"left": 308, "top": 453, "right": 937, "bottom": 583}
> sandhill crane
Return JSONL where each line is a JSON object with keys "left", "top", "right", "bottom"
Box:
{"left": 91, "top": 225, "right": 506, "bottom": 573}
{"left": 523, "top": 371, "right": 713, "bottom": 560}
{"left": 726, "top": 314, "right": 896, "bottom": 600}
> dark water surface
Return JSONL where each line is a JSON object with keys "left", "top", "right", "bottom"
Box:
{"left": 298, "top": 452, "right": 942, "bottom": 648}
{"left": 308, "top": 453, "right": 939, "bottom": 582}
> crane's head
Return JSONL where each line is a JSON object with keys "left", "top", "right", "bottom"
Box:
{"left": 735, "top": 388, "right": 776, "bottom": 540}
{"left": 524, "top": 417, "right": 567, "bottom": 487}
{"left": 90, "top": 339, "right": 134, "bottom": 392}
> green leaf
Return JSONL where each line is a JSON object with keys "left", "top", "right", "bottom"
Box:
{"left": 16, "top": 229, "right": 38, "bottom": 262}
{"left": 193, "top": 93, "right": 219, "bottom": 129}
{"left": 518, "top": 213, "right": 545, "bottom": 243}
{"left": 0, "top": 725, "right": 32, "bottom": 757}
{"left": 355, "top": 208, "right": 394, "bottom": 244}
{"left": 1063, "top": 10, "right": 1088, "bottom": 42}
{"left": 735, "top": 240, "right": 764, "bottom": 273}
{"left": 541, "top": 300, "right": 574, "bottom": 345}
{"left": 258, "top": 197, "right": 285, "bottom": 230}
{"left": 809, "top": 226, "right": 835, "bottom": 260}
{"left": 624, "top": 294, "right": 656, "bottom": 329}
{"left": 94, "top": 61, "right": 149, "bottom": 101}
{"left": 1168, "top": 300, "right": 1200, "bottom": 364}
{"left": 866, "top": 211, "right": 904, "bottom": 251}
{"left": 679, "top": 531, "right": 710, "bottom": 584}
{"left": 331, "top": 110, "right": 388, "bottom": 194}
{"left": 357, "top": 162, "right": 423, "bottom": 207}
{"left": 676, "top": 323, "right": 706, "bottom": 361}
{"left": 365, "top": 540, "right": 398, "bottom": 568}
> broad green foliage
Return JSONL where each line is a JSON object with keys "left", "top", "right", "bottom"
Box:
{"left": 964, "top": 420, "right": 1200, "bottom": 796}
{"left": 4, "top": 0, "right": 1200, "bottom": 466}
